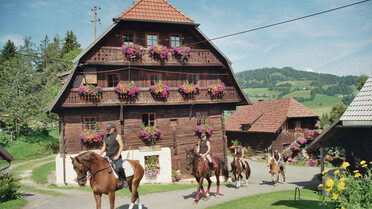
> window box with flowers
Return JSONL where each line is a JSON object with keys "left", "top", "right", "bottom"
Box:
{"left": 144, "top": 155, "right": 160, "bottom": 178}
{"left": 171, "top": 46, "right": 191, "bottom": 62}
{"left": 149, "top": 84, "right": 170, "bottom": 99}
{"left": 178, "top": 83, "right": 200, "bottom": 95}
{"left": 148, "top": 45, "right": 169, "bottom": 61}
{"left": 78, "top": 85, "right": 103, "bottom": 98}
{"left": 79, "top": 129, "right": 104, "bottom": 149}
{"left": 139, "top": 124, "right": 163, "bottom": 147}
{"left": 121, "top": 44, "right": 146, "bottom": 59}
{"left": 207, "top": 84, "right": 226, "bottom": 98}
{"left": 195, "top": 124, "right": 213, "bottom": 137}
{"left": 115, "top": 82, "right": 139, "bottom": 99}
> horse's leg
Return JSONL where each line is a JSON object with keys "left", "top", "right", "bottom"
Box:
{"left": 108, "top": 191, "right": 115, "bottom": 209}
{"left": 216, "top": 169, "right": 220, "bottom": 198}
{"left": 245, "top": 168, "right": 249, "bottom": 187}
{"left": 204, "top": 176, "right": 212, "bottom": 200}
{"left": 194, "top": 176, "right": 204, "bottom": 205}
{"left": 128, "top": 177, "right": 141, "bottom": 209}
{"left": 93, "top": 192, "right": 102, "bottom": 209}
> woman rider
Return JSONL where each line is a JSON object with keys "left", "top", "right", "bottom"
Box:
{"left": 100, "top": 123, "right": 128, "bottom": 188}
{"left": 235, "top": 142, "right": 245, "bottom": 169}
{"left": 273, "top": 149, "right": 283, "bottom": 170}
{"left": 196, "top": 132, "right": 214, "bottom": 171}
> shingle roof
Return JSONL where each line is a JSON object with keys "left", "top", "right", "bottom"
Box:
{"left": 340, "top": 73, "right": 372, "bottom": 125}
{"left": 225, "top": 98, "right": 318, "bottom": 133}
{"left": 118, "top": 0, "right": 194, "bottom": 23}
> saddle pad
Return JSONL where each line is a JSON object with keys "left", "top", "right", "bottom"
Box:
{"left": 202, "top": 158, "right": 217, "bottom": 169}
{"left": 123, "top": 160, "right": 134, "bottom": 177}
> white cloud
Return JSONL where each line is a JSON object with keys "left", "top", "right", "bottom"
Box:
{"left": 0, "top": 34, "right": 24, "bottom": 46}
{"left": 264, "top": 42, "right": 280, "bottom": 53}
{"left": 304, "top": 67, "right": 315, "bottom": 72}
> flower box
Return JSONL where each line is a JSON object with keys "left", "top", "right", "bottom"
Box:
{"left": 115, "top": 82, "right": 139, "bottom": 97}
{"left": 144, "top": 155, "right": 160, "bottom": 178}
{"left": 149, "top": 45, "right": 169, "bottom": 61}
{"left": 79, "top": 129, "right": 104, "bottom": 144}
{"left": 171, "top": 46, "right": 191, "bottom": 62}
{"left": 178, "top": 83, "right": 200, "bottom": 94}
{"left": 77, "top": 85, "right": 102, "bottom": 97}
{"left": 139, "top": 125, "right": 163, "bottom": 146}
{"left": 149, "top": 84, "right": 170, "bottom": 99}
{"left": 195, "top": 124, "right": 213, "bottom": 137}
{"left": 207, "top": 84, "right": 226, "bottom": 95}
{"left": 121, "top": 44, "right": 146, "bottom": 58}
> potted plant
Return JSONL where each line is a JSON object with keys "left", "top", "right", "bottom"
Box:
{"left": 148, "top": 45, "right": 169, "bottom": 61}
{"left": 178, "top": 83, "right": 200, "bottom": 95}
{"left": 149, "top": 84, "right": 170, "bottom": 99}
{"left": 79, "top": 129, "right": 105, "bottom": 144}
{"left": 139, "top": 124, "right": 163, "bottom": 147}
{"left": 195, "top": 124, "right": 213, "bottom": 137}
{"left": 207, "top": 84, "right": 226, "bottom": 95}
{"left": 144, "top": 155, "right": 160, "bottom": 178}
{"left": 77, "top": 85, "right": 103, "bottom": 98}
{"left": 115, "top": 82, "right": 139, "bottom": 98}
{"left": 172, "top": 170, "right": 182, "bottom": 182}
{"left": 121, "top": 44, "right": 146, "bottom": 58}
{"left": 171, "top": 46, "right": 191, "bottom": 62}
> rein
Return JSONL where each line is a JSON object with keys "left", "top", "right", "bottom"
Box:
{"left": 77, "top": 161, "right": 112, "bottom": 182}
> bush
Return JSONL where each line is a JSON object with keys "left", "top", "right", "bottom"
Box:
{"left": 0, "top": 172, "right": 21, "bottom": 202}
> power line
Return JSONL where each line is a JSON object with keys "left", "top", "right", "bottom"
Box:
{"left": 47, "top": 0, "right": 89, "bottom": 20}
{"left": 56, "top": 0, "right": 93, "bottom": 19}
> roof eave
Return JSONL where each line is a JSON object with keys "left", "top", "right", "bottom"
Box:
{"left": 113, "top": 18, "right": 199, "bottom": 26}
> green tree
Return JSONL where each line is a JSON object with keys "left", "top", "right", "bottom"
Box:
{"left": 356, "top": 74, "right": 368, "bottom": 91}
{"left": 62, "top": 30, "right": 81, "bottom": 55}
{"left": 0, "top": 40, "right": 16, "bottom": 62}
{"left": 329, "top": 104, "right": 347, "bottom": 124}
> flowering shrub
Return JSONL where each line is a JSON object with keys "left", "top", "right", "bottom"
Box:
{"left": 0, "top": 172, "right": 21, "bottom": 202}
{"left": 121, "top": 44, "right": 146, "bottom": 58}
{"left": 139, "top": 124, "right": 162, "bottom": 146}
{"left": 172, "top": 170, "right": 182, "bottom": 181}
{"left": 296, "top": 136, "right": 307, "bottom": 145}
{"left": 78, "top": 85, "right": 103, "bottom": 97}
{"left": 318, "top": 160, "right": 372, "bottom": 208}
{"left": 149, "top": 45, "right": 169, "bottom": 61}
{"left": 115, "top": 82, "right": 139, "bottom": 97}
{"left": 304, "top": 129, "right": 322, "bottom": 139}
{"left": 178, "top": 83, "right": 200, "bottom": 94}
{"left": 295, "top": 127, "right": 302, "bottom": 132}
{"left": 195, "top": 124, "right": 213, "bottom": 136}
{"left": 207, "top": 84, "right": 226, "bottom": 95}
{"left": 149, "top": 84, "right": 170, "bottom": 98}
{"left": 144, "top": 155, "right": 160, "bottom": 178}
{"left": 79, "top": 129, "right": 104, "bottom": 144}
{"left": 289, "top": 142, "right": 300, "bottom": 151}
{"left": 171, "top": 46, "right": 191, "bottom": 62}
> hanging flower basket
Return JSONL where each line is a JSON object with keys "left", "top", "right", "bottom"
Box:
{"left": 195, "top": 124, "right": 213, "bottom": 137}
{"left": 178, "top": 83, "right": 200, "bottom": 94}
{"left": 171, "top": 46, "right": 191, "bottom": 62}
{"left": 79, "top": 129, "right": 104, "bottom": 144}
{"left": 115, "top": 82, "right": 139, "bottom": 97}
{"left": 207, "top": 84, "right": 226, "bottom": 95}
{"left": 139, "top": 124, "right": 163, "bottom": 146}
{"left": 149, "top": 84, "right": 170, "bottom": 99}
{"left": 149, "top": 45, "right": 169, "bottom": 61}
{"left": 121, "top": 44, "right": 146, "bottom": 58}
{"left": 296, "top": 136, "right": 308, "bottom": 145}
{"left": 78, "top": 85, "right": 103, "bottom": 97}
{"left": 144, "top": 155, "right": 160, "bottom": 178}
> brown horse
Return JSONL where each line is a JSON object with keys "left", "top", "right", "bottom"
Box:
{"left": 185, "top": 149, "right": 229, "bottom": 205}
{"left": 267, "top": 156, "right": 286, "bottom": 186}
{"left": 231, "top": 155, "right": 251, "bottom": 188}
{"left": 71, "top": 151, "right": 144, "bottom": 209}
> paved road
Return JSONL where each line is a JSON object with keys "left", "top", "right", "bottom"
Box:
{"left": 19, "top": 157, "right": 322, "bottom": 209}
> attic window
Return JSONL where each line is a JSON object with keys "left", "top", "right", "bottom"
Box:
{"left": 147, "top": 34, "right": 158, "bottom": 47}
{"left": 170, "top": 34, "right": 181, "bottom": 47}
{"left": 282, "top": 122, "right": 288, "bottom": 132}
{"left": 241, "top": 124, "right": 250, "bottom": 131}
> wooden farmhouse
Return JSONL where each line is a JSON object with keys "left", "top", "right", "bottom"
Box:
{"left": 46, "top": 0, "right": 250, "bottom": 185}
{"left": 225, "top": 98, "right": 318, "bottom": 154}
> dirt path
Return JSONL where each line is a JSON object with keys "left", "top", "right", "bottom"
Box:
{"left": 17, "top": 157, "right": 322, "bottom": 209}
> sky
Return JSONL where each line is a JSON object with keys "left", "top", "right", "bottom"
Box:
{"left": 0, "top": 0, "right": 371, "bottom": 76}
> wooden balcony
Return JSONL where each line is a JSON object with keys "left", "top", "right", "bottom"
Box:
{"left": 61, "top": 87, "right": 240, "bottom": 107}
{"left": 81, "top": 46, "right": 223, "bottom": 66}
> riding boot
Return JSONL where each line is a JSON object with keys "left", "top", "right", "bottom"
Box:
{"left": 209, "top": 162, "right": 214, "bottom": 174}
{"left": 118, "top": 169, "right": 128, "bottom": 188}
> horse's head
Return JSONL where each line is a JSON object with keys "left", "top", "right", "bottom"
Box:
{"left": 267, "top": 156, "right": 273, "bottom": 166}
{"left": 185, "top": 149, "right": 196, "bottom": 171}
{"left": 233, "top": 155, "right": 239, "bottom": 167}
{"left": 71, "top": 156, "right": 88, "bottom": 186}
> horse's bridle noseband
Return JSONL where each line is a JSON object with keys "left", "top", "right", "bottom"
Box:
{"left": 76, "top": 162, "right": 89, "bottom": 182}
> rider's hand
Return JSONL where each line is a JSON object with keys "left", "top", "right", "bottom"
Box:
{"left": 113, "top": 156, "right": 119, "bottom": 161}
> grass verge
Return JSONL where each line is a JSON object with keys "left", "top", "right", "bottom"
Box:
{"left": 20, "top": 185, "right": 63, "bottom": 197}
{"left": 0, "top": 197, "right": 27, "bottom": 209}
{"left": 32, "top": 161, "right": 55, "bottom": 184}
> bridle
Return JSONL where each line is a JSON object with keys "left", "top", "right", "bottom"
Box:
{"left": 76, "top": 160, "right": 112, "bottom": 183}
{"left": 186, "top": 151, "right": 196, "bottom": 170}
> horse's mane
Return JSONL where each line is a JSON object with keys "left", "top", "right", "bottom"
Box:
{"left": 76, "top": 151, "right": 100, "bottom": 162}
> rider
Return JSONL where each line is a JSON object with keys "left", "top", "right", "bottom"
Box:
{"left": 99, "top": 123, "right": 128, "bottom": 188}
{"left": 273, "top": 149, "right": 284, "bottom": 170}
{"left": 196, "top": 132, "right": 214, "bottom": 172}
{"left": 235, "top": 142, "right": 246, "bottom": 170}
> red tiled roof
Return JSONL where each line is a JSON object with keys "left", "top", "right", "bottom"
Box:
{"left": 118, "top": 0, "right": 194, "bottom": 23}
{"left": 225, "top": 98, "right": 318, "bottom": 133}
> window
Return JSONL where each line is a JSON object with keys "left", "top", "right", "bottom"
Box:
{"left": 107, "top": 73, "right": 119, "bottom": 87}
{"left": 123, "top": 32, "right": 134, "bottom": 45}
{"left": 146, "top": 34, "right": 158, "bottom": 46}
{"left": 149, "top": 73, "right": 161, "bottom": 85}
{"left": 187, "top": 74, "right": 198, "bottom": 85}
{"left": 196, "top": 111, "right": 208, "bottom": 125}
{"left": 241, "top": 124, "right": 250, "bottom": 131}
{"left": 170, "top": 34, "right": 180, "bottom": 47}
{"left": 282, "top": 122, "right": 288, "bottom": 132}
{"left": 83, "top": 116, "right": 97, "bottom": 130}
{"left": 142, "top": 112, "right": 156, "bottom": 126}
{"left": 282, "top": 143, "right": 291, "bottom": 150}
{"left": 295, "top": 121, "right": 301, "bottom": 129}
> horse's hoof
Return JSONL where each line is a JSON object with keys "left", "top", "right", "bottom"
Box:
{"left": 206, "top": 193, "right": 210, "bottom": 200}
{"left": 193, "top": 200, "right": 198, "bottom": 205}
{"left": 203, "top": 197, "right": 207, "bottom": 201}
{"left": 216, "top": 194, "right": 220, "bottom": 198}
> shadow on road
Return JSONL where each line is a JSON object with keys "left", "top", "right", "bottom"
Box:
{"left": 117, "top": 204, "right": 149, "bottom": 209}
{"left": 182, "top": 191, "right": 225, "bottom": 200}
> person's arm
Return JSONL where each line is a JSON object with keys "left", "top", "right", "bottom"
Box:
{"left": 99, "top": 140, "right": 106, "bottom": 156}
{"left": 242, "top": 148, "right": 245, "bottom": 158}
{"left": 234, "top": 147, "right": 237, "bottom": 156}
{"left": 196, "top": 141, "right": 200, "bottom": 154}
{"left": 113, "top": 134, "right": 124, "bottom": 161}
{"left": 206, "top": 141, "right": 211, "bottom": 157}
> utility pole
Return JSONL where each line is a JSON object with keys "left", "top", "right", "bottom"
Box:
{"left": 91, "top": 6, "right": 101, "bottom": 40}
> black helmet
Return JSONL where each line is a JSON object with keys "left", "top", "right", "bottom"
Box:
{"left": 237, "top": 142, "right": 242, "bottom": 146}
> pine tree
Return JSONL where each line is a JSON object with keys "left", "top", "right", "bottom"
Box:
{"left": 0, "top": 40, "right": 16, "bottom": 62}
{"left": 62, "top": 30, "right": 81, "bottom": 55}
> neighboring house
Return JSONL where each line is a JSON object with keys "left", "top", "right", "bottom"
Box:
{"left": 46, "top": 0, "right": 250, "bottom": 185}
{"left": 226, "top": 98, "right": 318, "bottom": 154}
{"left": 306, "top": 73, "right": 372, "bottom": 169}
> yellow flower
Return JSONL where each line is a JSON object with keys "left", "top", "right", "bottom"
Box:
{"left": 318, "top": 184, "right": 324, "bottom": 188}
{"left": 362, "top": 164, "right": 368, "bottom": 168}
{"left": 334, "top": 170, "right": 340, "bottom": 175}
{"left": 342, "top": 207, "right": 345, "bottom": 209}
{"left": 354, "top": 173, "right": 362, "bottom": 178}
{"left": 326, "top": 179, "right": 334, "bottom": 188}
{"left": 325, "top": 187, "right": 332, "bottom": 192}
{"left": 353, "top": 170, "right": 359, "bottom": 173}
{"left": 332, "top": 191, "right": 339, "bottom": 200}
{"left": 322, "top": 170, "right": 329, "bottom": 174}
{"left": 340, "top": 177, "right": 346, "bottom": 182}
{"left": 338, "top": 182, "right": 345, "bottom": 191}
{"left": 342, "top": 162, "right": 350, "bottom": 168}
{"left": 360, "top": 160, "right": 366, "bottom": 165}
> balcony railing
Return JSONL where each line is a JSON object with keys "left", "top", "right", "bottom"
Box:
{"left": 62, "top": 87, "right": 240, "bottom": 107}
{"left": 81, "top": 46, "right": 223, "bottom": 66}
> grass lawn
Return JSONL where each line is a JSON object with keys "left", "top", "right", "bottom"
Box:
{"left": 206, "top": 189, "right": 333, "bottom": 209}
{"left": 20, "top": 185, "right": 63, "bottom": 197}
{"left": 283, "top": 90, "right": 311, "bottom": 99}
{"left": 32, "top": 161, "right": 55, "bottom": 184}
{"left": 0, "top": 198, "right": 27, "bottom": 209}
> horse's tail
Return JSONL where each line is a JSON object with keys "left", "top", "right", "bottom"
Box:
{"left": 217, "top": 158, "right": 229, "bottom": 182}
{"left": 244, "top": 161, "right": 251, "bottom": 179}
